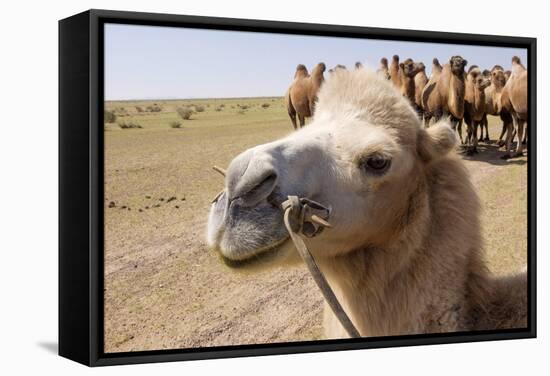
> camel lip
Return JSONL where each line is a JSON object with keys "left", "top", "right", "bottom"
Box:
{"left": 217, "top": 236, "right": 290, "bottom": 268}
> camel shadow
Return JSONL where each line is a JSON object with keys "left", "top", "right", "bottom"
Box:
{"left": 459, "top": 142, "right": 528, "bottom": 166}
{"left": 36, "top": 341, "right": 58, "bottom": 355}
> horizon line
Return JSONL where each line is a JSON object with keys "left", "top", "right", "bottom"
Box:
{"left": 105, "top": 95, "right": 285, "bottom": 102}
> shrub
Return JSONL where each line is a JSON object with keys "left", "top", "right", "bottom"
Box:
{"left": 194, "top": 105, "right": 205, "bottom": 113}
{"left": 146, "top": 104, "right": 162, "bottom": 112}
{"left": 219, "top": 104, "right": 225, "bottom": 108}
{"left": 261, "top": 103, "right": 270, "bottom": 109}
{"left": 118, "top": 121, "right": 142, "bottom": 129}
{"left": 104, "top": 110, "right": 117, "bottom": 123}
{"left": 238, "top": 104, "right": 250, "bottom": 110}
{"left": 237, "top": 110, "right": 246, "bottom": 115}
{"left": 135, "top": 106, "right": 143, "bottom": 113}
{"left": 215, "top": 106, "right": 223, "bottom": 112}
{"left": 176, "top": 106, "right": 193, "bottom": 120}
{"left": 169, "top": 121, "right": 182, "bottom": 128}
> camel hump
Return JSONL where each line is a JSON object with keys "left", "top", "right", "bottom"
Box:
{"left": 467, "top": 65, "right": 479, "bottom": 74}
{"left": 294, "top": 65, "right": 309, "bottom": 79}
{"left": 512, "top": 56, "right": 522, "bottom": 65}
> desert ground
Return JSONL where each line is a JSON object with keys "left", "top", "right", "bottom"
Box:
{"left": 103, "top": 97, "right": 527, "bottom": 353}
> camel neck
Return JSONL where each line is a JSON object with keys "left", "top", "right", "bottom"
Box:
{"left": 317, "top": 175, "right": 436, "bottom": 337}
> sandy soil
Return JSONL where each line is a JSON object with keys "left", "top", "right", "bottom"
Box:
{"left": 103, "top": 100, "right": 527, "bottom": 353}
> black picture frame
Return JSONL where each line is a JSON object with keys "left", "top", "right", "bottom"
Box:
{"left": 59, "top": 9, "right": 537, "bottom": 367}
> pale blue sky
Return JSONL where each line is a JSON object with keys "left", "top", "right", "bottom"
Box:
{"left": 104, "top": 23, "right": 527, "bottom": 100}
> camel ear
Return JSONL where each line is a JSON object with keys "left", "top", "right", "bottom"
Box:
{"left": 417, "top": 120, "right": 457, "bottom": 163}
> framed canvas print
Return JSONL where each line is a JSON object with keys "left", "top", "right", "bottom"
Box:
{"left": 59, "top": 9, "right": 536, "bottom": 366}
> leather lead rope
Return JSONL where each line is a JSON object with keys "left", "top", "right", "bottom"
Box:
{"left": 281, "top": 196, "right": 361, "bottom": 338}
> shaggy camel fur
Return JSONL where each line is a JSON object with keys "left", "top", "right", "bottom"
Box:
{"left": 414, "top": 62, "right": 429, "bottom": 113}
{"left": 377, "top": 57, "right": 391, "bottom": 80}
{"left": 207, "top": 69, "right": 527, "bottom": 339}
{"left": 390, "top": 55, "right": 402, "bottom": 89}
{"left": 285, "top": 63, "right": 326, "bottom": 129}
{"left": 464, "top": 66, "right": 491, "bottom": 154}
{"left": 422, "top": 56, "right": 468, "bottom": 142}
{"left": 481, "top": 65, "right": 513, "bottom": 145}
{"left": 500, "top": 56, "right": 528, "bottom": 158}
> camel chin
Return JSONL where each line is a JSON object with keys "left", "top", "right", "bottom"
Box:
{"left": 207, "top": 189, "right": 294, "bottom": 269}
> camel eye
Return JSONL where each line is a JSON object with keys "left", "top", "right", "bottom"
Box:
{"left": 359, "top": 155, "right": 391, "bottom": 175}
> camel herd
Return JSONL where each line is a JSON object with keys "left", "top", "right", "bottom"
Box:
{"left": 285, "top": 55, "right": 528, "bottom": 158}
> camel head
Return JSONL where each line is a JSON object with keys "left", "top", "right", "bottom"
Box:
{"left": 312, "top": 62, "right": 327, "bottom": 77}
{"left": 294, "top": 64, "right": 309, "bottom": 79}
{"left": 417, "top": 62, "right": 426, "bottom": 72}
{"left": 432, "top": 58, "right": 443, "bottom": 73}
{"left": 491, "top": 69, "right": 507, "bottom": 88}
{"left": 467, "top": 66, "right": 491, "bottom": 91}
{"left": 207, "top": 69, "right": 457, "bottom": 268}
{"left": 402, "top": 58, "right": 423, "bottom": 78}
{"left": 449, "top": 55, "right": 467, "bottom": 76}
{"left": 511, "top": 56, "right": 526, "bottom": 74}
{"left": 380, "top": 57, "right": 388, "bottom": 68}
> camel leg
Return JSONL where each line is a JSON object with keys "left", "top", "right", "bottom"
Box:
{"left": 479, "top": 114, "right": 489, "bottom": 143}
{"left": 456, "top": 119, "right": 464, "bottom": 145}
{"left": 424, "top": 114, "right": 432, "bottom": 128}
{"left": 288, "top": 112, "right": 298, "bottom": 130}
{"left": 498, "top": 111, "right": 513, "bottom": 147}
{"left": 515, "top": 119, "right": 526, "bottom": 157}
{"left": 502, "top": 117, "right": 516, "bottom": 159}
{"left": 472, "top": 121, "right": 479, "bottom": 154}
{"left": 497, "top": 123, "right": 507, "bottom": 147}
{"left": 522, "top": 124, "right": 528, "bottom": 145}
{"left": 298, "top": 114, "right": 306, "bottom": 128}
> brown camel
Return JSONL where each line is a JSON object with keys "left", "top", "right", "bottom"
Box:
{"left": 285, "top": 62, "right": 326, "bottom": 129}
{"left": 422, "top": 56, "right": 468, "bottom": 141}
{"left": 377, "top": 57, "right": 391, "bottom": 80}
{"left": 500, "top": 56, "right": 528, "bottom": 158}
{"left": 399, "top": 59, "right": 423, "bottom": 114}
{"left": 419, "top": 58, "right": 443, "bottom": 126}
{"left": 480, "top": 65, "right": 513, "bottom": 145}
{"left": 389, "top": 55, "right": 401, "bottom": 89}
{"left": 414, "top": 61, "right": 429, "bottom": 114}
{"left": 464, "top": 66, "right": 491, "bottom": 154}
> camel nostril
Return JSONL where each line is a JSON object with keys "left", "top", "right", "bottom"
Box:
{"left": 235, "top": 172, "right": 278, "bottom": 207}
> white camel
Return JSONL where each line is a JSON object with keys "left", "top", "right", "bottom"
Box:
{"left": 207, "top": 69, "right": 527, "bottom": 339}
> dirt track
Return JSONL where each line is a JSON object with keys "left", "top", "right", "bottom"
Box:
{"left": 103, "top": 100, "right": 527, "bottom": 353}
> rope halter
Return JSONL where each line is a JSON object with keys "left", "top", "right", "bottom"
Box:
{"left": 281, "top": 195, "right": 361, "bottom": 338}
